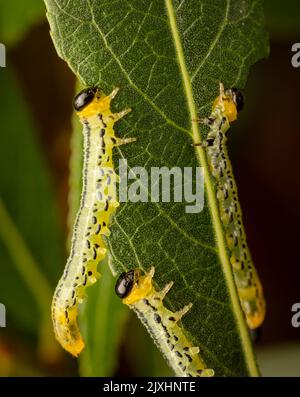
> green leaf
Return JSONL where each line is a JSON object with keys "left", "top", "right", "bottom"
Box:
{"left": 45, "top": 0, "right": 268, "bottom": 376}
{"left": 0, "top": 1, "right": 45, "bottom": 47}
{"left": 0, "top": 65, "right": 64, "bottom": 361}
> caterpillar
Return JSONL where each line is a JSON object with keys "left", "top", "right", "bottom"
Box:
{"left": 115, "top": 267, "right": 214, "bottom": 377}
{"left": 195, "top": 83, "right": 266, "bottom": 330}
{"left": 52, "top": 86, "right": 135, "bottom": 356}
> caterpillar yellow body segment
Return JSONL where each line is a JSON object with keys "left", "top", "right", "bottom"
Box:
{"left": 52, "top": 87, "right": 135, "bottom": 356}
{"left": 115, "top": 267, "right": 214, "bottom": 377}
{"left": 197, "top": 83, "right": 266, "bottom": 329}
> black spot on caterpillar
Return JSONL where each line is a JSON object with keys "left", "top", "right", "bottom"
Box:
{"left": 194, "top": 83, "right": 266, "bottom": 329}
{"left": 52, "top": 86, "right": 135, "bottom": 356}
{"left": 115, "top": 267, "right": 214, "bottom": 377}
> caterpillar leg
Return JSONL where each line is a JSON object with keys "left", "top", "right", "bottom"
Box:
{"left": 218, "top": 81, "right": 225, "bottom": 99}
{"left": 157, "top": 281, "right": 174, "bottom": 301}
{"left": 114, "top": 108, "right": 132, "bottom": 121}
{"left": 114, "top": 137, "right": 137, "bottom": 146}
{"left": 109, "top": 87, "right": 120, "bottom": 99}
{"left": 192, "top": 140, "right": 211, "bottom": 148}
{"left": 192, "top": 117, "right": 209, "bottom": 124}
{"left": 193, "top": 116, "right": 215, "bottom": 126}
{"left": 153, "top": 279, "right": 193, "bottom": 324}
{"left": 166, "top": 303, "right": 193, "bottom": 325}
{"left": 108, "top": 87, "right": 132, "bottom": 121}
{"left": 191, "top": 116, "right": 215, "bottom": 147}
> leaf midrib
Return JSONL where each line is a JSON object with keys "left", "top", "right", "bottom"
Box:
{"left": 164, "top": 0, "right": 259, "bottom": 377}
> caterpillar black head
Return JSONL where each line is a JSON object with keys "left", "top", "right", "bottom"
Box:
{"left": 115, "top": 267, "right": 155, "bottom": 305}
{"left": 227, "top": 87, "right": 244, "bottom": 112}
{"left": 73, "top": 87, "right": 100, "bottom": 111}
{"left": 115, "top": 270, "right": 135, "bottom": 298}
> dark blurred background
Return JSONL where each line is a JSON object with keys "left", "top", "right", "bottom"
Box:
{"left": 0, "top": 0, "right": 299, "bottom": 376}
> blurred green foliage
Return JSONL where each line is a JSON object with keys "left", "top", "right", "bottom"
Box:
{"left": 0, "top": 0, "right": 45, "bottom": 46}
{"left": 0, "top": 65, "right": 64, "bottom": 364}
{"left": 0, "top": 0, "right": 66, "bottom": 374}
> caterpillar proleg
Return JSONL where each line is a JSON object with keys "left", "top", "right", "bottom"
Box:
{"left": 52, "top": 87, "right": 135, "bottom": 356}
{"left": 195, "top": 83, "right": 266, "bottom": 329}
{"left": 115, "top": 267, "right": 214, "bottom": 377}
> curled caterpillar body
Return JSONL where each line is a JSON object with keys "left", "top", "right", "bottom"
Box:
{"left": 197, "top": 83, "right": 266, "bottom": 329}
{"left": 115, "top": 267, "right": 214, "bottom": 377}
{"left": 52, "top": 87, "right": 135, "bottom": 356}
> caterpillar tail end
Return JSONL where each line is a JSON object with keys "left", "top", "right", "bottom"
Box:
{"left": 239, "top": 281, "right": 266, "bottom": 330}
{"left": 246, "top": 306, "right": 266, "bottom": 330}
{"left": 60, "top": 334, "right": 85, "bottom": 358}
{"left": 52, "top": 305, "right": 85, "bottom": 357}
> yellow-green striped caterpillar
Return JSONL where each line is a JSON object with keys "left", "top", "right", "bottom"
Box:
{"left": 52, "top": 87, "right": 135, "bottom": 356}
{"left": 195, "top": 83, "right": 266, "bottom": 330}
{"left": 115, "top": 267, "right": 214, "bottom": 377}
